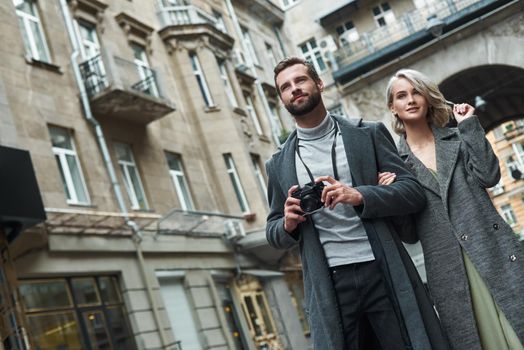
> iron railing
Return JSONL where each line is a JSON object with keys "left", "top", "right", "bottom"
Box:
{"left": 334, "top": 0, "right": 483, "bottom": 67}
{"left": 79, "top": 54, "right": 161, "bottom": 99}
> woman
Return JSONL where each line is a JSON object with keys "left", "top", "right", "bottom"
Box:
{"left": 382, "top": 69, "right": 524, "bottom": 350}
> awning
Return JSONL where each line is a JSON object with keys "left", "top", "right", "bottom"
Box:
{"left": 236, "top": 229, "right": 287, "bottom": 266}
{"left": 317, "top": 0, "right": 358, "bottom": 27}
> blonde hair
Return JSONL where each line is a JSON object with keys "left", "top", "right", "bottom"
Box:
{"left": 386, "top": 69, "right": 451, "bottom": 135}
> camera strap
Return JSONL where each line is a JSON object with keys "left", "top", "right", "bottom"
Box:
{"left": 295, "top": 121, "right": 340, "bottom": 182}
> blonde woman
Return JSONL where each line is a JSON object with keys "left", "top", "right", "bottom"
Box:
{"left": 383, "top": 69, "right": 524, "bottom": 350}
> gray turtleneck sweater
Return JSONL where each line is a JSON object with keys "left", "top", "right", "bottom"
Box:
{"left": 295, "top": 114, "right": 374, "bottom": 267}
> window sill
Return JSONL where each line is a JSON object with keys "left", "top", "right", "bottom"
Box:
{"left": 204, "top": 105, "right": 221, "bottom": 113}
{"left": 67, "top": 202, "right": 96, "bottom": 208}
{"left": 25, "top": 56, "right": 63, "bottom": 74}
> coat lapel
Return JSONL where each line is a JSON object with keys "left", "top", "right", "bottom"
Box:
{"left": 335, "top": 116, "right": 367, "bottom": 186}
{"left": 398, "top": 137, "right": 441, "bottom": 197}
{"left": 276, "top": 130, "right": 299, "bottom": 193}
{"left": 433, "top": 126, "right": 461, "bottom": 207}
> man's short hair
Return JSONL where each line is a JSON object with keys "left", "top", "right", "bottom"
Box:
{"left": 273, "top": 57, "right": 321, "bottom": 93}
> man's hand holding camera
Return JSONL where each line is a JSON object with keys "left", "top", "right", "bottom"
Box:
{"left": 284, "top": 176, "right": 364, "bottom": 233}
{"left": 284, "top": 185, "right": 306, "bottom": 233}
{"left": 316, "top": 175, "right": 363, "bottom": 209}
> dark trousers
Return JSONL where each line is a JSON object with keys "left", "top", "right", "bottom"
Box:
{"left": 330, "top": 259, "right": 406, "bottom": 350}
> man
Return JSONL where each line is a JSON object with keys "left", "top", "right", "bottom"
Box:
{"left": 265, "top": 57, "right": 449, "bottom": 350}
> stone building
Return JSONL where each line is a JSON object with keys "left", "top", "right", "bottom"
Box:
{"left": 0, "top": 0, "right": 309, "bottom": 349}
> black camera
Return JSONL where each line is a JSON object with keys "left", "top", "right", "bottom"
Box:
{"left": 292, "top": 181, "right": 325, "bottom": 215}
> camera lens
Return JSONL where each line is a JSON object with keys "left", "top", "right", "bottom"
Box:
{"left": 301, "top": 194, "right": 322, "bottom": 214}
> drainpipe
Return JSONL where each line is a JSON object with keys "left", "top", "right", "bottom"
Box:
{"left": 58, "top": 1, "right": 169, "bottom": 348}
{"left": 224, "top": 0, "right": 281, "bottom": 147}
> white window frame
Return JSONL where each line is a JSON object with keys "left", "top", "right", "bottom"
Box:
{"left": 224, "top": 154, "right": 250, "bottom": 213}
{"left": 269, "top": 103, "right": 284, "bottom": 138}
{"left": 299, "top": 38, "right": 327, "bottom": 73}
{"left": 372, "top": 2, "right": 395, "bottom": 28}
{"left": 14, "top": 0, "right": 51, "bottom": 62}
{"left": 244, "top": 92, "right": 263, "bottom": 135}
{"left": 336, "top": 21, "right": 360, "bottom": 46}
{"left": 265, "top": 42, "right": 277, "bottom": 68}
{"left": 489, "top": 180, "right": 504, "bottom": 196}
{"left": 114, "top": 142, "right": 149, "bottom": 210}
{"left": 217, "top": 58, "right": 237, "bottom": 107}
{"left": 49, "top": 127, "right": 90, "bottom": 205}
{"left": 505, "top": 156, "right": 521, "bottom": 180}
{"left": 132, "top": 44, "right": 159, "bottom": 97}
{"left": 166, "top": 152, "right": 195, "bottom": 211}
{"left": 190, "top": 52, "right": 214, "bottom": 107}
{"left": 251, "top": 154, "right": 268, "bottom": 202}
{"left": 212, "top": 10, "right": 227, "bottom": 33}
{"left": 501, "top": 204, "right": 517, "bottom": 226}
{"left": 241, "top": 27, "right": 259, "bottom": 66}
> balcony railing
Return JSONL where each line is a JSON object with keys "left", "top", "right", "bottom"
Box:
{"left": 78, "top": 52, "right": 174, "bottom": 124}
{"left": 157, "top": 5, "right": 222, "bottom": 31}
{"left": 334, "top": 0, "right": 482, "bottom": 68}
{"left": 79, "top": 54, "right": 161, "bottom": 99}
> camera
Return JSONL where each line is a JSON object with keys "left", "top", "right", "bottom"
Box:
{"left": 292, "top": 181, "right": 325, "bottom": 215}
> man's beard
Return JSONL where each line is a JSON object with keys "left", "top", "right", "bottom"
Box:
{"left": 284, "top": 89, "right": 321, "bottom": 117}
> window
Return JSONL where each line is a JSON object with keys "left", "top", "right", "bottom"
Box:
{"left": 336, "top": 21, "right": 359, "bottom": 46}
{"left": 251, "top": 154, "right": 268, "bottom": 202}
{"left": 372, "top": 2, "right": 395, "bottom": 27}
{"left": 513, "top": 142, "right": 524, "bottom": 166}
{"left": 241, "top": 27, "right": 259, "bottom": 66}
{"left": 114, "top": 142, "right": 148, "bottom": 210}
{"left": 489, "top": 180, "right": 504, "bottom": 196}
{"left": 501, "top": 204, "right": 517, "bottom": 226}
{"left": 281, "top": 0, "right": 300, "bottom": 9}
{"left": 212, "top": 10, "right": 227, "bottom": 33}
{"left": 132, "top": 44, "right": 159, "bottom": 97}
{"left": 217, "top": 58, "right": 238, "bottom": 107}
{"left": 269, "top": 102, "right": 284, "bottom": 138}
{"left": 190, "top": 52, "right": 214, "bottom": 107}
{"left": 505, "top": 156, "right": 520, "bottom": 180}
{"left": 49, "top": 126, "right": 90, "bottom": 205}
{"left": 299, "top": 38, "right": 326, "bottom": 73}
{"left": 166, "top": 152, "right": 194, "bottom": 211}
{"left": 224, "top": 154, "right": 250, "bottom": 213}
{"left": 19, "top": 277, "right": 136, "bottom": 350}
{"left": 243, "top": 92, "right": 263, "bottom": 135}
{"left": 265, "top": 43, "right": 277, "bottom": 68}
{"left": 74, "top": 20, "right": 107, "bottom": 95}
{"left": 13, "top": 0, "right": 50, "bottom": 62}
{"left": 492, "top": 125, "right": 504, "bottom": 141}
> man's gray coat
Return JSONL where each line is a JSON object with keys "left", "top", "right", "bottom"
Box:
{"left": 266, "top": 116, "right": 449, "bottom": 349}
{"left": 398, "top": 116, "right": 524, "bottom": 350}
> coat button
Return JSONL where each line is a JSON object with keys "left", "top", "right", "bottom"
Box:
{"left": 493, "top": 223, "right": 499, "bottom": 230}
{"left": 510, "top": 255, "right": 517, "bottom": 262}
{"left": 460, "top": 234, "right": 468, "bottom": 241}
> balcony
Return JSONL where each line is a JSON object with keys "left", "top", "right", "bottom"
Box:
{"left": 78, "top": 52, "right": 174, "bottom": 124}
{"left": 234, "top": 0, "right": 285, "bottom": 25}
{"left": 332, "top": 0, "right": 513, "bottom": 84}
{"left": 157, "top": 5, "right": 234, "bottom": 51}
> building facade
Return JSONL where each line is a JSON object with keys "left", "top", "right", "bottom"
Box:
{"left": 0, "top": 0, "right": 309, "bottom": 349}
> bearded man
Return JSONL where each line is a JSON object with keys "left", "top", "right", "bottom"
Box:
{"left": 265, "top": 57, "right": 450, "bottom": 350}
